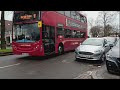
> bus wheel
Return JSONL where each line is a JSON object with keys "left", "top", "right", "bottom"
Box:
{"left": 58, "top": 45, "right": 64, "bottom": 55}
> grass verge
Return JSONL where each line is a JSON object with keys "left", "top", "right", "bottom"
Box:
{"left": 0, "top": 49, "right": 12, "bottom": 53}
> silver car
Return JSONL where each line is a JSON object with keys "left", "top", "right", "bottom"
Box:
{"left": 75, "top": 38, "right": 110, "bottom": 62}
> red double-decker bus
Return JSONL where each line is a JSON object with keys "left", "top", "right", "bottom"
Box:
{"left": 12, "top": 11, "right": 88, "bottom": 56}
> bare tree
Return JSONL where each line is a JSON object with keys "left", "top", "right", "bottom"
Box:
{"left": 112, "top": 23, "right": 119, "bottom": 36}
{"left": 90, "top": 25, "right": 103, "bottom": 37}
{"left": 88, "top": 18, "right": 95, "bottom": 31}
{"left": 88, "top": 18, "right": 94, "bottom": 28}
{"left": 96, "top": 11, "right": 117, "bottom": 37}
{"left": 88, "top": 18, "right": 95, "bottom": 37}
{"left": 105, "top": 24, "right": 113, "bottom": 36}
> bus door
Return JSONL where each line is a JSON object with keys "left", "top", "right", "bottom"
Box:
{"left": 42, "top": 25, "right": 55, "bottom": 54}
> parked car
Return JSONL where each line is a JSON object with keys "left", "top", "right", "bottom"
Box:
{"left": 106, "top": 39, "right": 120, "bottom": 75}
{"left": 75, "top": 38, "right": 110, "bottom": 62}
{"left": 103, "top": 37, "right": 117, "bottom": 49}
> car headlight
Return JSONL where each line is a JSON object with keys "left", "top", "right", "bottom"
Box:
{"left": 94, "top": 50, "right": 102, "bottom": 54}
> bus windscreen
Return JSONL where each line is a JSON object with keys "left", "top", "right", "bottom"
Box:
{"left": 13, "top": 23, "right": 40, "bottom": 43}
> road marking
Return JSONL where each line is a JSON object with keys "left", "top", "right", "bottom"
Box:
{"left": 0, "top": 63, "right": 21, "bottom": 69}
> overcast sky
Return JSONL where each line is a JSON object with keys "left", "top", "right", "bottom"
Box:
{"left": 82, "top": 11, "right": 99, "bottom": 19}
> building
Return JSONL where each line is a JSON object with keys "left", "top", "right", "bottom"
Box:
{"left": 0, "top": 20, "right": 13, "bottom": 46}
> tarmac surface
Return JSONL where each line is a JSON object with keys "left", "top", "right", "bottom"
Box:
{"left": 91, "top": 64, "right": 120, "bottom": 79}
{"left": 0, "top": 51, "right": 120, "bottom": 79}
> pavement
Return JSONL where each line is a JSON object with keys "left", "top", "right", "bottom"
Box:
{"left": 91, "top": 67, "right": 120, "bottom": 79}
{"left": 88, "top": 64, "right": 120, "bottom": 79}
{"left": 75, "top": 64, "right": 120, "bottom": 79}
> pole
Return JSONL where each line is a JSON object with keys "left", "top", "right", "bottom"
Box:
{"left": 118, "top": 11, "right": 120, "bottom": 79}
{"left": 119, "top": 11, "right": 120, "bottom": 37}
{"left": 1, "top": 11, "right": 6, "bottom": 49}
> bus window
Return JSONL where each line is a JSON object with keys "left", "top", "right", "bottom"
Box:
{"left": 65, "top": 11, "right": 71, "bottom": 17}
{"left": 76, "top": 14, "right": 80, "bottom": 21}
{"left": 72, "top": 30, "right": 77, "bottom": 38}
{"left": 71, "top": 11, "right": 78, "bottom": 20}
{"left": 80, "top": 15, "right": 84, "bottom": 23}
{"left": 76, "top": 31, "right": 81, "bottom": 38}
{"left": 71, "top": 11, "right": 76, "bottom": 19}
{"left": 49, "top": 26, "right": 55, "bottom": 39}
{"left": 65, "top": 29, "right": 72, "bottom": 38}
{"left": 57, "top": 27, "right": 64, "bottom": 37}
{"left": 80, "top": 32, "right": 86, "bottom": 38}
{"left": 72, "top": 30, "right": 81, "bottom": 38}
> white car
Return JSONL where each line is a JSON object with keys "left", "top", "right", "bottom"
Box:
{"left": 75, "top": 38, "right": 110, "bottom": 62}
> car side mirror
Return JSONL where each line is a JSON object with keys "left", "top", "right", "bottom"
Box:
{"left": 109, "top": 44, "right": 114, "bottom": 47}
{"left": 105, "top": 44, "right": 109, "bottom": 47}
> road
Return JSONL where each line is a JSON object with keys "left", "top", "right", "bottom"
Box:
{"left": 0, "top": 51, "right": 105, "bottom": 79}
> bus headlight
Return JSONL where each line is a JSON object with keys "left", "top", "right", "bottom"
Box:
{"left": 34, "top": 45, "right": 39, "bottom": 50}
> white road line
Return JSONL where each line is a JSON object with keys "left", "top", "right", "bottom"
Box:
{"left": 0, "top": 63, "right": 21, "bottom": 69}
